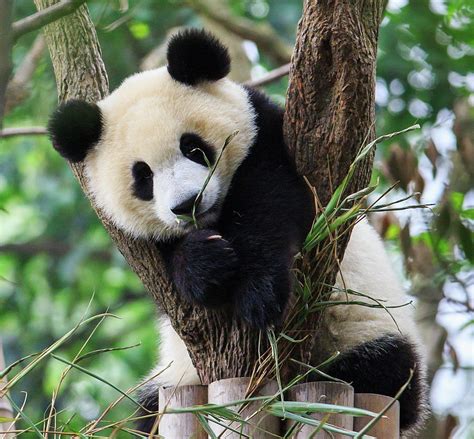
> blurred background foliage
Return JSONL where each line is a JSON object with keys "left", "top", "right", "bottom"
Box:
{"left": 1, "top": 0, "right": 473, "bottom": 437}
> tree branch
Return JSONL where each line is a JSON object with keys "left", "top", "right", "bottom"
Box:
{"left": 5, "top": 35, "right": 46, "bottom": 114}
{"left": 12, "top": 0, "right": 86, "bottom": 42}
{"left": 243, "top": 63, "right": 290, "bottom": 88}
{"left": 0, "top": 240, "right": 111, "bottom": 262}
{"left": 187, "top": 0, "right": 293, "bottom": 65}
{"left": 0, "top": 0, "right": 13, "bottom": 130}
{"left": 0, "top": 127, "right": 48, "bottom": 138}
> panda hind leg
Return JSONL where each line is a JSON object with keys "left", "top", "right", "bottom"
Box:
{"left": 135, "top": 380, "right": 159, "bottom": 436}
{"left": 319, "top": 334, "right": 428, "bottom": 433}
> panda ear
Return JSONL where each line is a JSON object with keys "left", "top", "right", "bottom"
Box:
{"left": 48, "top": 100, "right": 103, "bottom": 163}
{"left": 167, "top": 29, "right": 231, "bottom": 86}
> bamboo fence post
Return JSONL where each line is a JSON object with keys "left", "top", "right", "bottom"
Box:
{"left": 287, "top": 381, "right": 354, "bottom": 438}
{"left": 207, "top": 377, "right": 279, "bottom": 438}
{"left": 354, "top": 393, "right": 400, "bottom": 439}
{"left": 0, "top": 340, "right": 15, "bottom": 439}
{"left": 158, "top": 384, "right": 208, "bottom": 439}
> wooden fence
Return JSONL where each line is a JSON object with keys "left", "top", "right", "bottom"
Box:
{"left": 157, "top": 378, "right": 400, "bottom": 438}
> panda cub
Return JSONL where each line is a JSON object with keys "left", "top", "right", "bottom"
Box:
{"left": 49, "top": 29, "right": 426, "bottom": 434}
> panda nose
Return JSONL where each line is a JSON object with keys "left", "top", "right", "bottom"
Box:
{"left": 171, "top": 194, "right": 200, "bottom": 215}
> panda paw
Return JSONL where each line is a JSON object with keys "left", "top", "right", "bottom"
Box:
{"left": 173, "top": 229, "right": 239, "bottom": 306}
{"left": 235, "top": 275, "right": 286, "bottom": 329}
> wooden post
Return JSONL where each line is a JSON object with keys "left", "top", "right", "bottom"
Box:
{"left": 287, "top": 382, "right": 354, "bottom": 438}
{"left": 0, "top": 340, "right": 15, "bottom": 438}
{"left": 354, "top": 393, "right": 400, "bottom": 439}
{"left": 158, "top": 385, "right": 208, "bottom": 439}
{"left": 207, "top": 377, "right": 279, "bottom": 438}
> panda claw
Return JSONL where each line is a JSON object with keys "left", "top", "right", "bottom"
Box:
{"left": 173, "top": 229, "right": 239, "bottom": 306}
{"left": 207, "top": 234, "right": 222, "bottom": 240}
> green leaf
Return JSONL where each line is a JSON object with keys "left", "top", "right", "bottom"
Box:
{"left": 450, "top": 192, "right": 464, "bottom": 212}
{"left": 269, "top": 401, "right": 378, "bottom": 417}
{"left": 461, "top": 208, "right": 474, "bottom": 220}
{"left": 457, "top": 220, "right": 474, "bottom": 262}
{"left": 129, "top": 22, "right": 150, "bottom": 39}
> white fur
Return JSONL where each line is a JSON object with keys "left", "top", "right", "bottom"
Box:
{"left": 146, "top": 219, "right": 424, "bottom": 386}
{"left": 152, "top": 157, "right": 221, "bottom": 228}
{"left": 84, "top": 67, "right": 256, "bottom": 240}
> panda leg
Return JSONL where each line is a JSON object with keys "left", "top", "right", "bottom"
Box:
{"left": 136, "top": 380, "right": 159, "bottom": 436}
{"left": 319, "top": 334, "right": 427, "bottom": 432}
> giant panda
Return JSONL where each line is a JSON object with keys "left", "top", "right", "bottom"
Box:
{"left": 48, "top": 29, "right": 427, "bottom": 435}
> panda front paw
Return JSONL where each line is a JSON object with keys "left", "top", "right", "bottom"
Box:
{"left": 173, "top": 229, "right": 239, "bottom": 306}
{"left": 235, "top": 275, "right": 287, "bottom": 329}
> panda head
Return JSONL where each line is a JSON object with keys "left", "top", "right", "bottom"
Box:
{"left": 48, "top": 29, "right": 256, "bottom": 240}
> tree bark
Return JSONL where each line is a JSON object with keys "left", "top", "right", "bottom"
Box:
{"left": 283, "top": 0, "right": 384, "bottom": 367}
{"left": 36, "top": 0, "right": 384, "bottom": 385}
{"left": 285, "top": 1, "right": 383, "bottom": 202}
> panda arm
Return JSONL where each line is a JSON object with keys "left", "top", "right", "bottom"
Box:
{"left": 217, "top": 87, "right": 314, "bottom": 328}
{"left": 157, "top": 230, "right": 240, "bottom": 306}
{"left": 219, "top": 151, "right": 312, "bottom": 328}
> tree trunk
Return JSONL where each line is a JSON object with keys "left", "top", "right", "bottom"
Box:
{"left": 283, "top": 0, "right": 384, "bottom": 367}
{"left": 285, "top": 1, "right": 383, "bottom": 201}
{"left": 35, "top": 0, "right": 383, "bottom": 384}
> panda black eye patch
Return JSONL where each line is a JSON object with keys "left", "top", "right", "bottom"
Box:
{"left": 180, "top": 133, "right": 215, "bottom": 167}
{"left": 132, "top": 161, "right": 154, "bottom": 201}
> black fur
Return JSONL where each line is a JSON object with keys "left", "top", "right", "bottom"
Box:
{"left": 180, "top": 132, "right": 215, "bottom": 166}
{"left": 163, "top": 229, "right": 239, "bottom": 306}
{"left": 48, "top": 100, "right": 102, "bottom": 163}
{"left": 167, "top": 29, "right": 231, "bottom": 85}
{"left": 132, "top": 161, "right": 154, "bottom": 201}
{"left": 159, "top": 87, "right": 314, "bottom": 328}
{"left": 320, "top": 334, "right": 426, "bottom": 431}
{"left": 136, "top": 386, "right": 158, "bottom": 436}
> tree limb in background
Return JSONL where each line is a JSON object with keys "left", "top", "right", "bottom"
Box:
{"left": 0, "top": 0, "right": 13, "bottom": 130}
{"left": 5, "top": 35, "right": 46, "bottom": 114}
{"left": 0, "top": 240, "right": 111, "bottom": 262}
{"left": 0, "top": 127, "right": 48, "bottom": 138}
{"left": 12, "top": 0, "right": 86, "bottom": 42}
{"left": 244, "top": 63, "right": 290, "bottom": 88}
{"left": 187, "top": 0, "right": 293, "bottom": 65}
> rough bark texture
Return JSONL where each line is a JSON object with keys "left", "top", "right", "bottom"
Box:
{"left": 285, "top": 1, "right": 383, "bottom": 202}
{"left": 284, "top": 0, "right": 384, "bottom": 367}
{"left": 36, "top": 0, "right": 383, "bottom": 384}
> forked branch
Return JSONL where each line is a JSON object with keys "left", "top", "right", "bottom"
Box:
{"left": 35, "top": 0, "right": 385, "bottom": 384}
